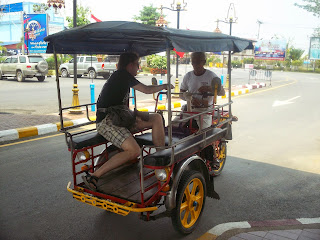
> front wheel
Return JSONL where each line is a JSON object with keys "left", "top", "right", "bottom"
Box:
{"left": 37, "top": 76, "right": 45, "bottom": 82}
{"left": 16, "top": 70, "right": 25, "bottom": 82}
{"left": 171, "top": 170, "right": 206, "bottom": 234}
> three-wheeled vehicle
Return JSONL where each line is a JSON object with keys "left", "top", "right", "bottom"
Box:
{"left": 44, "top": 21, "right": 253, "bottom": 234}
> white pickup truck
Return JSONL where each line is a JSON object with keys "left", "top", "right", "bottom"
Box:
{"left": 59, "top": 55, "right": 117, "bottom": 79}
{"left": 0, "top": 55, "right": 48, "bottom": 82}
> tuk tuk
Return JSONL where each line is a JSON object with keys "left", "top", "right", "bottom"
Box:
{"left": 44, "top": 21, "right": 253, "bottom": 234}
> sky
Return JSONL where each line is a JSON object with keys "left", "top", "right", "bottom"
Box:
{"left": 28, "top": 0, "right": 320, "bottom": 54}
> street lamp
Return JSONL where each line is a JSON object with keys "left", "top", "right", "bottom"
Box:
{"left": 218, "top": 3, "right": 238, "bottom": 115}
{"left": 159, "top": 1, "right": 187, "bottom": 93}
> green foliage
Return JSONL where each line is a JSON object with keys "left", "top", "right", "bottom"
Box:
{"left": 33, "top": 3, "right": 49, "bottom": 13}
{"left": 294, "top": 0, "right": 320, "bottom": 18}
{"left": 206, "top": 55, "right": 221, "bottom": 65}
{"left": 133, "top": 5, "right": 161, "bottom": 25}
{"left": 312, "top": 27, "right": 320, "bottom": 37}
{"left": 243, "top": 58, "right": 254, "bottom": 64}
{"left": 288, "top": 48, "right": 304, "bottom": 61}
{"left": 231, "top": 60, "right": 242, "bottom": 68}
{"left": 66, "top": 5, "right": 90, "bottom": 28}
{"left": 46, "top": 55, "right": 72, "bottom": 70}
{"left": 292, "top": 60, "right": 303, "bottom": 67}
{"left": 0, "top": 41, "right": 7, "bottom": 56}
{"left": 146, "top": 55, "right": 167, "bottom": 69}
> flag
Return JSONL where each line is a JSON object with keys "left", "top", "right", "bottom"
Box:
{"left": 91, "top": 14, "right": 101, "bottom": 22}
{"left": 173, "top": 48, "right": 184, "bottom": 58}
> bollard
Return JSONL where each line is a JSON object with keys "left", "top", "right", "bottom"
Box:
{"left": 131, "top": 88, "right": 135, "bottom": 105}
{"left": 225, "top": 74, "right": 229, "bottom": 89}
{"left": 90, "top": 83, "right": 95, "bottom": 112}
{"left": 159, "top": 79, "right": 163, "bottom": 101}
{"left": 221, "top": 75, "right": 224, "bottom": 86}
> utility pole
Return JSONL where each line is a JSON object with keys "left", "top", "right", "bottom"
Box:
{"left": 257, "top": 20, "right": 263, "bottom": 40}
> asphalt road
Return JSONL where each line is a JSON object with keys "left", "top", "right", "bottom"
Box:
{"left": 0, "top": 71, "right": 319, "bottom": 240}
{"left": 1, "top": 65, "right": 264, "bottom": 115}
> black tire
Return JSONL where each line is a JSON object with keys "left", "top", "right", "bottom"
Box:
{"left": 88, "top": 69, "right": 96, "bottom": 79}
{"left": 37, "top": 76, "right": 45, "bottom": 82}
{"left": 16, "top": 70, "right": 25, "bottom": 82}
{"left": 171, "top": 170, "right": 206, "bottom": 234}
{"left": 61, "top": 68, "right": 69, "bottom": 78}
{"left": 77, "top": 74, "right": 82, "bottom": 78}
{"left": 0, "top": 71, "right": 2, "bottom": 80}
{"left": 212, "top": 141, "right": 227, "bottom": 176}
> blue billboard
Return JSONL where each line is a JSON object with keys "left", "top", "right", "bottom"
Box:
{"left": 254, "top": 39, "right": 287, "bottom": 61}
{"left": 23, "top": 14, "right": 48, "bottom": 54}
{"left": 309, "top": 37, "right": 320, "bottom": 60}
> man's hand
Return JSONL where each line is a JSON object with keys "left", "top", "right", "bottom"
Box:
{"left": 198, "top": 85, "right": 213, "bottom": 93}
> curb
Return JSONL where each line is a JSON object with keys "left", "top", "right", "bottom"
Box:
{"left": 0, "top": 83, "right": 265, "bottom": 143}
{"left": 198, "top": 217, "right": 320, "bottom": 240}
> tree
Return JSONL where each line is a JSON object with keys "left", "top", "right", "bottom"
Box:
{"left": 312, "top": 27, "right": 320, "bottom": 37}
{"left": 33, "top": 3, "right": 49, "bottom": 13}
{"left": 66, "top": 5, "right": 90, "bottom": 28}
{"left": 289, "top": 48, "right": 305, "bottom": 61}
{"left": 133, "top": 5, "right": 161, "bottom": 26}
{"left": 294, "top": 0, "right": 320, "bottom": 18}
{"left": 0, "top": 41, "right": 7, "bottom": 56}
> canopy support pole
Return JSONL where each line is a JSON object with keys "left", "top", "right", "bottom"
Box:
{"left": 53, "top": 44, "right": 64, "bottom": 129}
{"left": 228, "top": 51, "right": 232, "bottom": 116}
{"left": 166, "top": 44, "right": 172, "bottom": 147}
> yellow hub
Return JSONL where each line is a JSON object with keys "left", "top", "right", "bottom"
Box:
{"left": 180, "top": 178, "right": 204, "bottom": 228}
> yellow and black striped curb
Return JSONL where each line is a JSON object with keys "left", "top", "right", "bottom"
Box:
{"left": 197, "top": 217, "right": 320, "bottom": 240}
{"left": 0, "top": 84, "right": 262, "bottom": 143}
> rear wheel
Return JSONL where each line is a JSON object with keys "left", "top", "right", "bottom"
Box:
{"left": 88, "top": 69, "right": 96, "bottom": 79}
{"left": 77, "top": 74, "right": 82, "bottom": 78}
{"left": 37, "top": 76, "right": 45, "bottom": 82}
{"left": 16, "top": 70, "right": 25, "bottom": 82}
{"left": 171, "top": 170, "right": 206, "bottom": 234}
{"left": 212, "top": 141, "right": 227, "bottom": 176}
{"left": 61, "top": 68, "right": 69, "bottom": 78}
{"left": 0, "top": 71, "right": 2, "bottom": 80}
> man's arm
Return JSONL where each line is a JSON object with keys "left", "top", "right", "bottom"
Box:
{"left": 133, "top": 82, "right": 173, "bottom": 94}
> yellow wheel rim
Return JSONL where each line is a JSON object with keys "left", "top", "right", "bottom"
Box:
{"left": 180, "top": 178, "right": 204, "bottom": 228}
{"left": 217, "top": 144, "right": 226, "bottom": 168}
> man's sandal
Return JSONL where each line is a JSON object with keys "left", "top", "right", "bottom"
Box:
{"left": 82, "top": 174, "right": 99, "bottom": 191}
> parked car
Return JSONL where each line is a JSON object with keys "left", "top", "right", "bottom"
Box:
{"left": 0, "top": 55, "right": 48, "bottom": 82}
{"left": 59, "top": 55, "right": 117, "bottom": 79}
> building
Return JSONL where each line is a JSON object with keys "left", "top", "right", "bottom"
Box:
{"left": 0, "top": 1, "right": 65, "bottom": 55}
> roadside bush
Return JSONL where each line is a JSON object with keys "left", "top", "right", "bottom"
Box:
{"left": 45, "top": 54, "right": 72, "bottom": 70}
{"left": 146, "top": 55, "right": 166, "bottom": 69}
{"left": 141, "top": 66, "right": 150, "bottom": 73}
{"left": 231, "top": 60, "right": 242, "bottom": 68}
{"left": 243, "top": 58, "right": 254, "bottom": 64}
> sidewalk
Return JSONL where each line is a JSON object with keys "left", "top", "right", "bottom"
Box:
{"left": 0, "top": 83, "right": 266, "bottom": 143}
{"left": 198, "top": 217, "right": 320, "bottom": 240}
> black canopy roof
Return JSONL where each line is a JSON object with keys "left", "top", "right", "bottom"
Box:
{"left": 44, "top": 21, "right": 253, "bottom": 56}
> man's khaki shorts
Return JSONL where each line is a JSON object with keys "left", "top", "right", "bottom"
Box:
{"left": 97, "top": 115, "right": 135, "bottom": 148}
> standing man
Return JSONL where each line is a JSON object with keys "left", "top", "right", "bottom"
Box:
{"left": 83, "top": 52, "right": 173, "bottom": 191}
{"left": 177, "top": 52, "right": 225, "bottom": 129}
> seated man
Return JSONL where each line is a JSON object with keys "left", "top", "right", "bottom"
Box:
{"left": 174, "top": 52, "right": 225, "bottom": 129}
{"left": 83, "top": 52, "right": 173, "bottom": 191}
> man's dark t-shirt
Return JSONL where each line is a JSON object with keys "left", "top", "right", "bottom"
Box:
{"left": 96, "top": 69, "right": 140, "bottom": 123}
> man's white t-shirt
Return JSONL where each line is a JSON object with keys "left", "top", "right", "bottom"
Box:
{"left": 180, "top": 69, "right": 219, "bottom": 108}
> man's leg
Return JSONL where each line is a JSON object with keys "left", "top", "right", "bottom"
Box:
{"left": 135, "top": 113, "right": 165, "bottom": 147}
{"left": 92, "top": 136, "right": 140, "bottom": 178}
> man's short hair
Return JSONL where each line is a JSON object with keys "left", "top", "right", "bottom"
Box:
{"left": 191, "top": 52, "right": 206, "bottom": 61}
{"left": 117, "top": 52, "right": 139, "bottom": 70}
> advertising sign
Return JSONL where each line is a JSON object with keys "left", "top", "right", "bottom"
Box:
{"left": 23, "top": 14, "right": 48, "bottom": 54}
{"left": 254, "top": 39, "right": 287, "bottom": 61}
{"left": 309, "top": 37, "right": 320, "bottom": 60}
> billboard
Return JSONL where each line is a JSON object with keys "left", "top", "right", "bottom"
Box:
{"left": 309, "top": 37, "right": 320, "bottom": 60}
{"left": 23, "top": 14, "right": 48, "bottom": 54}
{"left": 254, "top": 39, "right": 287, "bottom": 61}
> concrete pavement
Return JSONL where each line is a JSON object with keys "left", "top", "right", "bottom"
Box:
{"left": 0, "top": 83, "right": 266, "bottom": 143}
{"left": 198, "top": 217, "right": 320, "bottom": 240}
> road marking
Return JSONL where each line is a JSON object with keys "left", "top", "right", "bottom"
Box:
{"left": 272, "top": 96, "right": 301, "bottom": 107}
{"left": 233, "top": 79, "right": 297, "bottom": 99}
